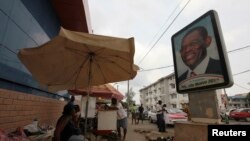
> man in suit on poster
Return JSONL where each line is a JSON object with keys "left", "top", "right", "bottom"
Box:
{"left": 178, "top": 26, "right": 222, "bottom": 83}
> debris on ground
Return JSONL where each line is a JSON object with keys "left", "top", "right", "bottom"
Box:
{"left": 134, "top": 128, "right": 175, "bottom": 141}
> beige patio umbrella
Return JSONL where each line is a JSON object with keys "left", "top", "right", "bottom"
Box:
{"left": 18, "top": 27, "right": 138, "bottom": 135}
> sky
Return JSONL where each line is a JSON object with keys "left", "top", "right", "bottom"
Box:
{"left": 87, "top": 0, "right": 250, "bottom": 104}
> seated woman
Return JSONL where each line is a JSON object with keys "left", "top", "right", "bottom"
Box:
{"left": 73, "top": 105, "right": 81, "bottom": 128}
{"left": 54, "top": 104, "right": 82, "bottom": 141}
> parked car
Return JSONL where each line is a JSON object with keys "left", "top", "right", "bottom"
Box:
{"left": 229, "top": 108, "right": 250, "bottom": 121}
{"left": 148, "top": 108, "right": 187, "bottom": 125}
{"left": 148, "top": 110, "right": 157, "bottom": 123}
{"left": 163, "top": 108, "right": 187, "bottom": 125}
{"left": 226, "top": 108, "right": 236, "bottom": 116}
{"left": 143, "top": 110, "right": 149, "bottom": 119}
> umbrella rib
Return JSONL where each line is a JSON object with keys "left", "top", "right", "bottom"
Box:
{"left": 92, "top": 57, "right": 108, "bottom": 83}
{"left": 73, "top": 55, "right": 90, "bottom": 89}
{"left": 48, "top": 45, "right": 92, "bottom": 88}
{"left": 70, "top": 45, "right": 108, "bottom": 86}
{"left": 93, "top": 47, "right": 106, "bottom": 54}
{"left": 97, "top": 55, "right": 133, "bottom": 75}
{"left": 99, "top": 55, "right": 131, "bottom": 63}
{"left": 98, "top": 56, "right": 133, "bottom": 75}
{"left": 65, "top": 44, "right": 105, "bottom": 56}
{"left": 46, "top": 55, "right": 89, "bottom": 87}
{"left": 47, "top": 46, "right": 133, "bottom": 87}
{"left": 57, "top": 45, "right": 92, "bottom": 88}
{"left": 65, "top": 47, "right": 89, "bottom": 56}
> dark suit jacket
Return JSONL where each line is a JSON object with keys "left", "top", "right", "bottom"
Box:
{"left": 178, "top": 58, "right": 222, "bottom": 83}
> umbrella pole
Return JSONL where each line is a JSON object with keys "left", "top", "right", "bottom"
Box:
{"left": 84, "top": 54, "right": 94, "bottom": 139}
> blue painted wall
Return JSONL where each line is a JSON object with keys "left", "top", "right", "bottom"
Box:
{"left": 21, "top": 0, "right": 60, "bottom": 38}
{"left": 0, "top": 0, "right": 64, "bottom": 99}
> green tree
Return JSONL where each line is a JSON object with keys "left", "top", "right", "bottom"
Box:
{"left": 125, "top": 87, "right": 135, "bottom": 106}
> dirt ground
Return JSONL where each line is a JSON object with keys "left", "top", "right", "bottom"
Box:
{"left": 88, "top": 117, "right": 174, "bottom": 141}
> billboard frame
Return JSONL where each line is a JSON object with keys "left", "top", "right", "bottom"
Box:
{"left": 171, "top": 10, "right": 233, "bottom": 93}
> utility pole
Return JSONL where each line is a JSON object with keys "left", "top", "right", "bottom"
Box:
{"left": 127, "top": 80, "right": 129, "bottom": 103}
{"left": 127, "top": 80, "right": 129, "bottom": 117}
{"left": 223, "top": 88, "right": 228, "bottom": 109}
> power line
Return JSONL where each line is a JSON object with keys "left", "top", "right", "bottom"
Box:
{"left": 139, "top": 45, "right": 250, "bottom": 72}
{"left": 227, "top": 45, "right": 250, "bottom": 53}
{"left": 139, "top": 65, "right": 173, "bottom": 72}
{"left": 140, "top": 66, "right": 250, "bottom": 76}
{"left": 234, "top": 83, "right": 250, "bottom": 91}
{"left": 233, "top": 69, "right": 250, "bottom": 76}
{"left": 136, "top": 0, "right": 185, "bottom": 64}
{"left": 138, "top": 0, "right": 191, "bottom": 65}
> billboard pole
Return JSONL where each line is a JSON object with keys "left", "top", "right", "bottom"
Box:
{"left": 172, "top": 10, "right": 233, "bottom": 141}
{"left": 127, "top": 80, "right": 129, "bottom": 117}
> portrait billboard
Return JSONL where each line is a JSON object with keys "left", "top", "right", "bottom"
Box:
{"left": 171, "top": 10, "right": 233, "bottom": 93}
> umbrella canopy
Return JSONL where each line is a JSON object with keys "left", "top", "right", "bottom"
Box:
{"left": 18, "top": 27, "right": 138, "bottom": 135}
{"left": 18, "top": 27, "right": 138, "bottom": 92}
{"left": 69, "top": 84, "right": 124, "bottom": 101}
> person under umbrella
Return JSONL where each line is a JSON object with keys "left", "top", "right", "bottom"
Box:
{"left": 18, "top": 27, "right": 138, "bottom": 136}
{"left": 110, "top": 98, "right": 128, "bottom": 140}
{"left": 54, "top": 104, "right": 86, "bottom": 141}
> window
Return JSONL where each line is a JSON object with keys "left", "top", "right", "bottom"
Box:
{"left": 170, "top": 83, "right": 175, "bottom": 88}
{"left": 171, "top": 94, "right": 177, "bottom": 99}
{"left": 183, "top": 94, "right": 188, "bottom": 97}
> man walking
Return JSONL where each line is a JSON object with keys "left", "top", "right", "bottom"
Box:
{"left": 156, "top": 100, "right": 165, "bottom": 132}
{"left": 138, "top": 104, "right": 144, "bottom": 124}
{"left": 111, "top": 98, "right": 128, "bottom": 140}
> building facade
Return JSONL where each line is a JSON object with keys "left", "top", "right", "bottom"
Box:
{"left": 0, "top": 0, "right": 91, "bottom": 131}
{"left": 139, "top": 73, "right": 189, "bottom": 111}
{"left": 228, "top": 93, "right": 250, "bottom": 108}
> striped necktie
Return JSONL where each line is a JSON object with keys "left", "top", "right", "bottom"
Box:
{"left": 190, "top": 71, "right": 197, "bottom": 77}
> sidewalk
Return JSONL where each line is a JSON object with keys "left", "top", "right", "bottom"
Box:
{"left": 125, "top": 117, "right": 174, "bottom": 141}
{"left": 88, "top": 117, "right": 174, "bottom": 141}
{"left": 126, "top": 118, "right": 156, "bottom": 141}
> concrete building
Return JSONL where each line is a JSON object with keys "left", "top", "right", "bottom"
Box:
{"left": 228, "top": 93, "right": 250, "bottom": 108}
{"left": 139, "top": 73, "right": 189, "bottom": 110}
{"left": 0, "top": 0, "right": 91, "bottom": 131}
